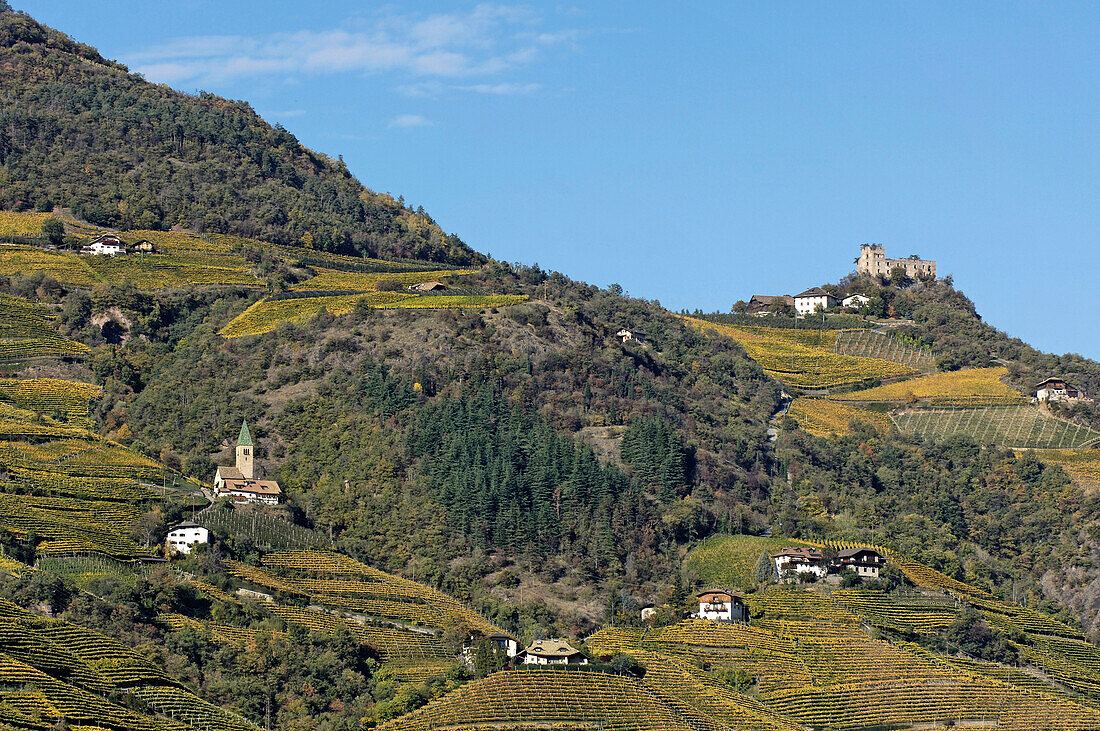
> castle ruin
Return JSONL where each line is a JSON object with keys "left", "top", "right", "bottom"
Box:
{"left": 856, "top": 244, "right": 936, "bottom": 280}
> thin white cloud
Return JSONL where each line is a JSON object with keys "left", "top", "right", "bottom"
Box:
{"left": 396, "top": 80, "right": 541, "bottom": 98}
{"left": 459, "top": 82, "right": 542, "bottom": 95}
{"left": 128, "top": 5, "right": 577, "bottom": 89}
{"left": 389, "top": 114, "right": 433, "bottom": 128}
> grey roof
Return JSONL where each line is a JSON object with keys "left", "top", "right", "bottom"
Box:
{"left": 794, "top": 287, "right": 833, "bottom": 299}
{"left": 772, "top": 546, "right": 824, "bottom": 560}
{"left": 696, "top": 588, "right": 742, "bottom": 600}
{"left": 836, "top": 547, "right": 882, "bottom": 559}
{"left": 216, "top": 466, "right": 244, "bottom": 480}
{"left": 1035, "top": 377, "right": 1077, "bottom": 390}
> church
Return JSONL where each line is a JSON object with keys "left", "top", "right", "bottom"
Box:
{"left": 213, "top": 421, "right": 283, "bottom": 505}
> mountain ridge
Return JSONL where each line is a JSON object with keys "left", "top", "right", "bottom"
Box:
{"left": 0, "top": 5, "right": 483, "bottom": 265}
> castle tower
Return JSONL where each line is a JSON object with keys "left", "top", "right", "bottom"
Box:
{"left": 235, "top": 420, "right": 254, "bottom": 479}
{"left": 857, "top": 244, "right": 887, "bottom": 277}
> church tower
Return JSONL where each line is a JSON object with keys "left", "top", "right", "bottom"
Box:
{"left": 235, "top": 420, "right": 254, "bottom": 479}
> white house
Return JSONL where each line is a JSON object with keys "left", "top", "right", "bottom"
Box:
{"left": 213, "top": 421, "right": 282, "bottom": 506}
{"left": 1035, "top": 378, "right": 1091, "bottom": 404}
{"left": 486, "top": 632, "right": 522, "bottom": 658}
{"left": 793, "top": 288, "right": 837, "bottom": 316}
{"left": 81, "top": 241, "right": 126, "bottom": 256}
{"left": 165, "top": 521, "right": 209, "bottom": 555}
{"left": 695, "top": 590, "right": 748, "bottom": 623}
{"left": 521, "top": 639, "right": 587, "bottom": 665}
{"left": 830, "top": 547, "right": 887, "bottom": 579}
{"left": 772, "top": 547, "right": 827, "bottom": 581}
{"left": 796, "top": 288, "right": 836, "bottom": 316}
{"left": 842, "top": 294, "right": 871, "bottom": 309}
{"left": 616, "top": 328, "right": 644, "bottom": 343}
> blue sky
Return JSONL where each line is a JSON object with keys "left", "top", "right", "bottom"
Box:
{"left": 17, "top": 1, "right": 1100, "bottom": 358}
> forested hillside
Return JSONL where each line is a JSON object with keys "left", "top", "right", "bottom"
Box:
{"left": 4, "top": 3, "right": 1100, "bottom": 728}
{"left": 0, "top": 6, "right": 481, "bottom": 264}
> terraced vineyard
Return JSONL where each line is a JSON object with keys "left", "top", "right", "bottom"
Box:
{"left": 832, "top": 329, "right": 936, "bottom": 372}
{"left": 87, "top": 252, "right": 264, "bottom": 290}
{"left": 830, "top": 588, "right": 958, "bottom": 633}
{"left": 0, "top": 492, "right": 150, "bottom": 558}
{"left": 0, "top": 377, "right": 177, "bottom": 558}
{"left": 377, "top": 668, "right": 715, "bottom": 731}
{"left": 753, "top": 588, "right": 1097, "bottom": 728}
{"left": 0, "top": 294, "right": 89, "bottom": 364}
{"left": 221, "top": 292, "right": 530, "bottom": 338}
{"left": 1029, "top": 449, "right": 1100, "bottom": 490}
{"left": 834, "top": 366, "right": 1025, "bottom": 406}
{"left": 226, "top": 549, "right": 501, "bottom": 635}
{"left": 0, "top": 239, "right": 261, "bottom": 290}
{"left": 120, "top": 229, "right": 235, "bottom": 254}
{"left": 892, "top": 406, "right": 1100, "bottom": 448}
{"left": 681, "top": 317, "right": 917, "bottom": 389}
{"left": 0, "top": 210, "right": 52, "bottom": 237}
{"left": 684, "top": 535, "right": 815, "bottom": 590}
{"left": 34, "top": 554, "right": 155, "bottom": 587}
{"left": 194, "top": 506, "right": 331, "bottom": 550}
{"left": 0, "top": 244, "right": 98, "bottom": 286}
{"left": 0, "top": 378, "right": 101, "bottom": 427}
{"left": 1, "top": 218, "right": 468, "bottom": 293}
{"left": 264, "top": 604, "right": 451, "bottom": 664}
{"left": 0, "top": 596, "right": 258, "bottom": 730}
{"left": 220, "top": 292, "right": 412, "bottom": 337}
{"left": 583, "top": 588, "right": 1100, "bottom": 731}
{"left": 785, "top": 398, "right": 893, "bottom": 437}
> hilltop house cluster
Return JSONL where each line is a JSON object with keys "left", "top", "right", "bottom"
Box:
{"left": 745, "top": 289, "right": 869, "bottom": 317}
{"left": 79, "top": 233, "right": 156, "bottom": 256}
{"left": 745, "top": 244, "right": 936, "bottom": 318}
{"left": 668, "top": 546, "right": 888, "bottom": 626}
{"left": 464, "top": 634, "right": 588, "bottom": 667}
{"left": 770, "top": 545, "right": 887, "bottom": 582}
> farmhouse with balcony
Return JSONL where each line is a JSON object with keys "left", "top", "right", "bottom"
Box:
{"left": 772, "top": 547, "right": 827, "bottom": 581}
{"left": 81, "top": 234, "right": 126, "bottom": 256}
{"left": 746, "top": 295, "right": 794, "bottom": 316}
{"left": 695, "top": 589, "right": 748, "bottom": 623}
{"left": 830, "top": 547, "right": 888, "bottom": 579}
{"left": 213, "top": 421, "right": 282, "bottom": 506}
{"left": 165, "top": 521, "right": 209, "bottom": 556}
{"left": 521, "top": 639, "right": 588, "bottom": 665}
{"left": 856, "top": 244, "right": 936, "bottom": 280}
{"left": 1035, "top": 378, "right": 1092, "bottom": 404}
{"left": 793, "top": 288, "right": 837, "bottom": 316}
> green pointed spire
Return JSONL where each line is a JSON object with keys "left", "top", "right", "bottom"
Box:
{"left": 237, "top": 420, "right": 253, "bottom": 447}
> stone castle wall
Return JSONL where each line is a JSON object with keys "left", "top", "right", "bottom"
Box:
{"left": 857, "top": 245, "right": 936, "bottom": 279}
